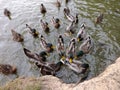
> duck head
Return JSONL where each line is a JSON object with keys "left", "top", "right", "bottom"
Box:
{"left": 46, "top": 43, "right": 55, "bottom": 53}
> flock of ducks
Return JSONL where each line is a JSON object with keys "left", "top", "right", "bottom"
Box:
{"left": 1, "top": 0, "right": 103, "bottom": 82}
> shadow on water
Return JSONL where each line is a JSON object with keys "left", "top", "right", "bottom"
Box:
{"left": 0, "top": 0, "right": 120, "bottom": 85}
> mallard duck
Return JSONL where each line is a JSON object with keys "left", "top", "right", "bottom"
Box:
{"left": 23, "top": 48, "right": 63, "bottom": 75}
{"left": 66, "top": 38, "right": 76, "bottom": 55}
{"left": 26, "top": 24, "right": 39, "bottom": 38}
{"left": 64, "top": 7, "right": 70, "bottom": 15}
{"left": 40, "top": 35, "right": 54, "bottom": 53}
{"left": 11, "top": 29, "right": 24, "bottom": 42}
{"left": 95, "top": 13, "right": 103, "bottom": 24}
{"left": 55, "top": 0, "right": 61, "bottom": 7}
{"left": 24, "top": 48, "right": 49, "bottom": 62}
{"left": 76, "top": 23, "right": 86, "bottom": 42}
{"left": 66, "top": 21, "right": 75, "bottom": 34}
{"left": 4, "top": 8, "right": 11, "bottom": 20}
{"left": 60, "top": 57, "right": 89, "bottom": 74}
{"left": 64, "top": 8, "right": 78, "bottom": 23}
{"left": 0, "top": 64, "right": 17, "bottom": 75}
{"left": 40, "top": 3, "right": 46, "bottom": 14}
{"left": 36, "top": 61, "right": 63, "bottom": 75}
{"left": 51, "top": 17, "right": 60, "bottom": 29}
{"left": 79, "top": 36, "right": 93, "bottom": 54}
{"left": 57, "top": 35, "right": 64, "bottom": 51}
{"left": 40, "top": 19, "right": 50, "bottom": 33}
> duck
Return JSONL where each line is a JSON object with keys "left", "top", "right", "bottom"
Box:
{"left": 55, "top": 0, "right": 61, "bottom": 8}
{"left": 66, "top": 38, "right": 76, "bottom": 56}
{"left": 40, "top": 19, "right": 50, "bottom": 33}
{"left": 79, "top": 36, "right": 93, "bottom": 54}
{"left": 64, "top": 7, "right": 70, "bottom": 15}
{"left": 23, "top": 48, "right": 63, "bottom": 75}
{"left": 66, "top": 21, "right": 75, "bottom": 35}
{"left": 95, "top": 13, "right": 103, "bottom": 24}
{"left": 60, "top": 56, "right": 89, "bottom": 74}
{"left": 76, "top": 23, "right": 86, "bottom": 42}
{"left": 40, "top": 3, "right": 46, "bottom": 14}
{"left": 64, "top": 8, "right": 78, "bottom": 23}
{"left": 24, "top": 48, "right": 49, "bottom": 62}
{"left": 40, "top": 35, "right": 54, "bottom": 53}
{"left": 56, "top": 35, "right": 65, "bottom": 56}
{"left": 51, "top": 17, "right": 60, "bottom": 29}
{"left": 11, "top": 29, "right": 24, "bottom": 42}
{"left": 36, "top": 61, "right": 63, "bottom": 75}
{"left": 26, "top": 24, "right": 39, "bottom": 38}
{"left": 4, "top": 8, "right": 11, "bottom": 20}
{"left": 0, "top": 64, "right": 17, "bottom": 75}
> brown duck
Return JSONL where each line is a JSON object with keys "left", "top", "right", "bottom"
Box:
{"left": 0, "top": 64, "right": 17, "bottom": 75}
{"left": 23, "top": 48, "right": 63, "bottom": 75}
{"left": 11, "top": 29, "right": 24, "bottom": 42}
{"left": 4, "top": 8, "right": 11, "bottom": 20}
{"left": 40, "top": 4, "right": 46, "bottom": 14}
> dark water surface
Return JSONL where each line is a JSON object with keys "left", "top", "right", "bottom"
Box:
{"left": 0, "top": 0, "right": 120, "bottom": 85}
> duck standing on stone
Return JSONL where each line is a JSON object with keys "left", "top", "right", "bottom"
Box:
{"left": 11, "top": 29, "right": 24, "bottom": 42}
{"left": 4, "top": 8, "right": 12, "bottom": 20}
{"left": 0, "top": 64, "right": 17, "bottom": 75}
{"left": 40, "top": 19, "right": 50, "bottom": 33}
{"left": 26, "top": 24, "right": 39, "bottom": 38}
{"left": 40, "top": 3, "right": 46, "bottom": 14}
{"left": 51, "top": 17, "right": 60, "bottom": 29}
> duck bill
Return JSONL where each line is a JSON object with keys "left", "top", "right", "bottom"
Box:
{"left": 69, "top": 58, "right": 73, "bottom": 63}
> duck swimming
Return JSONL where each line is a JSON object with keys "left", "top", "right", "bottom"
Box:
{"left": 11, "top": 29, "right": 24, "bottom": 42}
{"left": 4, "top": 8, "right": 11, "bottom": 20}
{"left": 60, "top": 56, "right": 89, "bottom": 74}
{"left": 40, "top": 19, "right": 50, "bottom": 33}
{"left": 40, "top": 3, "right": 46, "bottom": 14}
{"left": 0, "top": 64, "right": 17, "bottom": 75}
{"left": 79, "top": 36, "right": 93, "bottom": 54}
{"left": 40, "top": 35, "right": 54, "bottom": 53}
{"left": 66, "top": 21, "right": 75, "bottom": 35}
{"left": 66, "top": 38, "right": 76, "bottom": 56}
{"left": 95, "top": 13, "right": 103, "bottom": 24}
{"left": 55, "top": 0, "right": 61, "bottom": 8}
{"left": 76, "top": 23, "right": 86, "bottom": 42}
{"left": 51, "top": 17, "right": 60, "bottom": 29}
{"left": 24, "top": 48, "right": 49, "bottom": 62}
{"left": 26, "top": 24, "right": 39, "bottom": 38}
{"left": 23, "top": 48, "right": 63, "bottom": 75}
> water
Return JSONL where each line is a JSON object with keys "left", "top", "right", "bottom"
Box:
{"left": 0, "top": 0, "right": 120, "bottom": 85}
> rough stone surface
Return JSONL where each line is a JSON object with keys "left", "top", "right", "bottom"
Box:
{"left": 1, "top": 57, "right": 120, "bottom": 90}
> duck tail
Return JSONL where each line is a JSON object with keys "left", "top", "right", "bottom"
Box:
{"left": 8, "top": 15, "right": 11, "bottom": 20}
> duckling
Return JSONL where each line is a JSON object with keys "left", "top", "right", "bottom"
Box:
{"left": 23, "top": 48, "right": 63, "bottom": 75}
{"left": 95, "top": 13, "right": 103, "bottom": 24}
{"left": 76, "top": 23, "right": 86, "bottom": 42}
{"left": 4, "top": 8, "right": 11, "bottom": 20}
{"left": 24, "top": 48, "right": 48, "bottom": 62}
{"left": 79, "top": 36, "right": 93, "bottom": 54}
{"left": 0, "top": 64, "right": 17, "bottom": 75}
{"left": 55, "top": 0, "right": 61, "bottom": 8}
{"left": 51, "top": 17, "right": 60, "bottom": 29}
{"left": 40, "top": 19, "right": 50, "bottom": 33}
{"left": 11, "top": 29, "right": 24, "bottom": 42}
{"left": 66, "top": 21, "right": 75, "bottom": 35}
{"left": 26, "top": 24, "right": 39, "bottom": 38}
{"left": 40, "top": 3, "right": 46, "bottom": 14}
{"left": 40, "top": 35, "right": 54, "bottom": 53}
{"left": 66, "top": 38, "right": 76, "bottom": 55}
